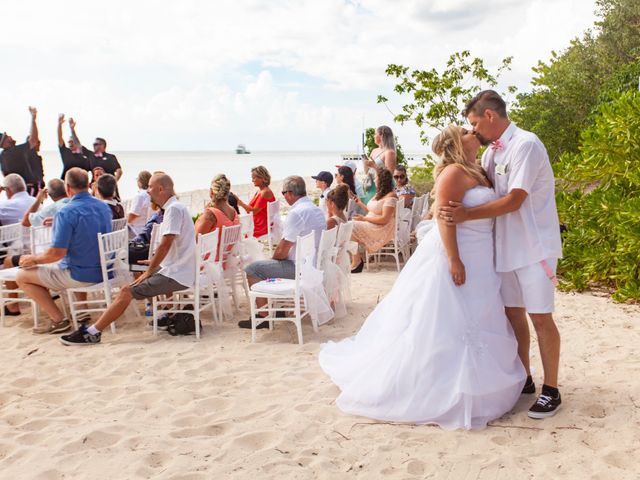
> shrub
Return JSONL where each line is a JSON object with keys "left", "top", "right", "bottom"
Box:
{"left": 555, "top": 90, "right": 640, "bottom": 301}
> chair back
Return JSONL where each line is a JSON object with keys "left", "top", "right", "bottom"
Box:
{"left": 0, "top": 223, "right": 23, "bottom": 258}
{"left": 148, "top": 223, "right": 161, "bottom": 260}
{"left": 266, "top": 200, "right": 282, "bottom": 249}
{"left": 29, "top": 225, "right": 53, "bottom": 255}
{"left": 121, "top": 198, "right": 132, "bottom": 215}
{"left": 194, "top": 230, "right": 219, "bottom": 290}
{"left": 97, "top": 229, "right": 129, "bottom": 296}
{"left": 111, "top": 217, "right": 127, "bottom": 231}
{"left": 395, "top": 197, "right": 410, "bottom": 249}
{"left": 421, "top": 191, "right": 431, "bottom": 217}
{"left": 219, "top": 224, "right": 242, "bottom": 267}
{"left": 294, "top": 231, "right": 316, "bottom": 291}
{"left": 239, "top": 213, "right": 254, "bottom": 239}
{"left": 410, "top": 195, "right": 426, "bottom": 231}
{"left": 333, "top": 220, "right": 353, "bottom": 259}
{"left": 315, "top": 227, "right": 337, "bottom": 270}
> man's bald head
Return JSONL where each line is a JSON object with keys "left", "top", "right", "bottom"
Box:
{"left": 65, "top": 168, "right": 89, "bottom": 192}
{"left": 148, "top": 172, "right": 176, "bottom": 206}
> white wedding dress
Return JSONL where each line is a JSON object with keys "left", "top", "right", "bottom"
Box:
{"left": 319, "top": 186, "right": 526, "bottom": 430}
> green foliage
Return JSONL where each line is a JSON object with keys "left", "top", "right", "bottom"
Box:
{"left": 377, "top": 50, "right": 515, "bottom": 145}
{"left": 408, "top": 161, "right": 436, "bottom": 197}
{"left": 363, "top": 127, "right": 406, "bottom": 166}
{"left": 555, "top": 91, "right": 640, "bottom": 301}
{"left": 511, "top": 0, "right": 640, "bottom": 162}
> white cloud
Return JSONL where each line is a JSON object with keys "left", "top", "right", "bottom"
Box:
{"left": 0, "top": 0, "right": 598, "bottom": 151}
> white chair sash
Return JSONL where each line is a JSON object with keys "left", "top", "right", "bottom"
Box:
{"left": 203, "top": 261, "right": 233, "bottom": 319}
{"left": 300, "top": 254, "right": 333, "bottom": 326}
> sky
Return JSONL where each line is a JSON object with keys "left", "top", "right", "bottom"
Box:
{"left": 0, "top": 0, "right": 599, "bottom": 152}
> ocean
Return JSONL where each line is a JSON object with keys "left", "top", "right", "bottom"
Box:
{"left": 37, "top": 150, "right": 427, "bottom": 200}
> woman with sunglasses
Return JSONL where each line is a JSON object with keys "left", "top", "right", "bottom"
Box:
{"left": 393, "top": 165, "right": 416, "bottom": 209}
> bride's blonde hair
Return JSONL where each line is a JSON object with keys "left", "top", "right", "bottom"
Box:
{"left": 432, "top": 125, "right": 489, "bottom": 187}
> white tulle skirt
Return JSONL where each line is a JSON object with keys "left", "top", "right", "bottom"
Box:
{"left": 319, "top": 222, "right": 526, "bottom": 430}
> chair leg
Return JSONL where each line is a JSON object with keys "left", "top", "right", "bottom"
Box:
{"left": 67, "top": 290, "right": 79, "bottom": 330}
{"left": 249, "top": 295, "right": 257, "bottom": 343}
{"left": 194, "top": 293, "right": 201, "bottom": 340}
{"left": 152, "top": 297, "right": 159, "bottom": 335}
{"left": 294, "top": 299, "right": 303, "bottom": 345}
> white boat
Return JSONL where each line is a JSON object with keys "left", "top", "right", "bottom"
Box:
{"left": 236, "top": 144, "right": 251, "bottom": 154}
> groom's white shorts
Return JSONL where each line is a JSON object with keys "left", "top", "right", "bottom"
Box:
{"left": 500, "top": 258, "right": 557, "bottom": 314}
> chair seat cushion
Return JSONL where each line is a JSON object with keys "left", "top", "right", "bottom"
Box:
{"left": 251, "top": 278, "right": 296, "bottom": 295}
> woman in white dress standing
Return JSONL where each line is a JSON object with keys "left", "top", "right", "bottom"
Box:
{"left": 319, "top": 125, "right": 526, "bottom": 430}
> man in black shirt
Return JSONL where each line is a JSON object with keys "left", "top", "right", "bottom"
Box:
{"left": 57, "top": 114, "right": 91, "bottom": 179}
{"left": 0, "top": 106, "right": 42, "bottom": 196}
{"left": 85, "top": 137, "right": 122, "bottom": 180}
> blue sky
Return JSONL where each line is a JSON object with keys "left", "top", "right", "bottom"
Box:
{"left": 1, "top": 0, "right": 597, "bottom": 151}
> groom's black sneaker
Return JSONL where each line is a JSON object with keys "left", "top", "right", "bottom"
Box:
{"left": 60, "top": 325, "right": 101, "bottom": 346}
{"left": 528, "top": 386, "right": 561, "bottom": 419}
{"left": 522, "top": 375, "right": 536, "bottom": 394}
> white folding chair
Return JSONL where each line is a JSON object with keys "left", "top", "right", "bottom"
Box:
{"left": 409, "top": 195, "right": 426, "bottom": 253}
{"left": 111, "top": 218, "right": 127, "bottom": 231}
{"left": 29, "top": 225, "right": 53, "bottom": 255}
{"left": 333, "top": 221, "right": 354, "bottom": 302}
{"left": 248, "top": 231, "right": 316, "bottom": 345}
{"left": 316, "top": 227, "right": 338, "bottom": 271}
{"left": 121, "top": 198, "right": 132, "bottom": 216}
{"left": 219, "top": 224, "right": 248, "bottom": 313}
{"left": 130, "top": 223, "right": 161, "bottom": 273}
{"left": 260, "top": 200, "right": 282, "bottom": 254}
{"left": 152, "top": 231, "right": 220, "bottom": 339}
{"left": 66, "top": 229, "right": 138, "bottom": 334}
{"left": 0, "top": 223, "right": 38, "bottom": 327}
{"left": 366, "top": 198, "right": 410, "bottom": 272}
{"left": 239, "top": 213, "right": 254, "bottom": 240}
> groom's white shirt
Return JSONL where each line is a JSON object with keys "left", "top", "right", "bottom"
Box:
{"left": 482, "top": 122, "right": 562, "bottom": 273}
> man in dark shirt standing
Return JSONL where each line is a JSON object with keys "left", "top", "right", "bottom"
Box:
{"left": 57, "top": 114, "right": 91, "bottom": 179}
{"left": 77, "top": 129, "right": 122, "bottom": 180}
{"left": 0, "top": 106, "right": 42, "bottom": 196}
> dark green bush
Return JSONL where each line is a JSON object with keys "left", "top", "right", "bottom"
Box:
{"left": 555, "top": 90, "right": 640, "bottom": 301}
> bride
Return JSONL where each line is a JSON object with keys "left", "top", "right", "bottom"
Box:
{"left": 319, "top": 125, "right": 526, "bottom": 430}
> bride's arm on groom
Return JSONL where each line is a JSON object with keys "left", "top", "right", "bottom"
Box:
{"left": 436, "top": 166, "right": 475, "bottom": 286}
{"left": 438, "top": 188, "right": 527, "bottom": 225}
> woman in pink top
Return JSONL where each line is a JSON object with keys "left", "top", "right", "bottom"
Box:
{"left": 195, "top": 174, "right": 239, "bottom": 263}
{"left": 232, "top": 166, "right": 275, "bottom": 238}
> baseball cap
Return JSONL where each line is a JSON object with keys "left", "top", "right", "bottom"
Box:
{"left": 312, "top": 171, "right": 333, "bottom": 185}
{"left": 335, "top": 159, "right": 357, "bottom": 174}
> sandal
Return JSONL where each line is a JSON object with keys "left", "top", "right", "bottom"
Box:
{"left": 33, "top": 319, "right": 71, "bottom": 335}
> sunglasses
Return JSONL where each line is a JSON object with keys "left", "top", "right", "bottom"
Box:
{"left": 393, "top": 175, "right": 406, "bottom": 180}
{"left": 281, "top": 190, "right": 291, "bottom": 195}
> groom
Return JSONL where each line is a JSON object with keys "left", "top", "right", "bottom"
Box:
{"left": 438, "top": 90, "right": 563, "bottom": 419}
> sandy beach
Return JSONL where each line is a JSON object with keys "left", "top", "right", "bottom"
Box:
{"left": 0, "top": 263, "right": 638, "bottom": 479}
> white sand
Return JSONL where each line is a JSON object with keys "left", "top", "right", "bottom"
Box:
{"left": 0, "top": 265, "right": 638, "bottom": 479}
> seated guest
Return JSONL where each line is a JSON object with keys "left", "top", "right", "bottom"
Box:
{"left": 238, "top": 176, "right": 325, "bottom": 329}
{"left": 326, "top": 184, "right": 349, "bottom": 230}
{"left": 129, "top": 201, "right": 164, "bottom": 266}
{"left": 195, "top": 174, "right": 239, "bottom": 262}
{"left": 335, "top": 166, "right": 359, "bottom": 219}
{"left": 312, "top": 170, "right": 333, "bottom": 218}
{"left": 58, "top": 115, "right": 91, "bottom": 178}
{"left": 335, "top": 160, "right": 365, "bottom": 199}
{"left": 0, "top": 174, "right": 36, "bottom": 225}
{"left": 232, "top": 166, "right": 275, "bottom": 238}
{"left": 393, "top": 165, "right": 416, "bottom": 209}
{"left": 22, "top": 178, "right": 70, "bottom": 227}
{"left": 60, "top": 173, "right": 196, "bottom": 345}
{"left": 96, "top": 174, "right": 124, "bottom": 219}
{"left": 128, "top": 170, "right": 152, "bottom": 235}
{"left": 349, "top": 168, "right": 398, "bottom": 273}
{"left": 90, "top": 166, "right": 105, "bottom": 196}
{"left": 15, "top": 168, "right": 112, "bottom": 334}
